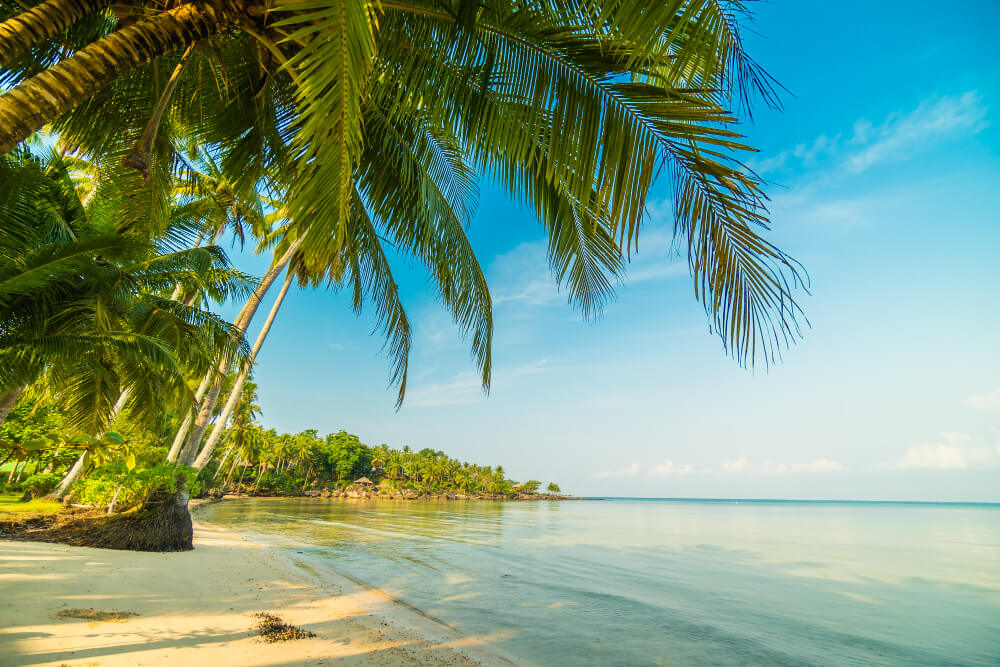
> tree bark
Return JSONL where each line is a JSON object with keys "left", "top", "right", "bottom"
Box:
{"left": 194, "top": 267, "right": 294, "bottom": 470}
{"left": 123, "top": 43, "right": 195, "bottom": 179}
{"left": 166, "top": 370, "right": 212, "bottom": 462}
{"left": 0, "top": 0, "right": 110, "bottom": 69}
{"left": 0, "top": 1, "right": 236, "bottom": 154}
{"left": 51, "top": 453, "right": 84, "bottom": 499}
{"left": 0, "top": 385, "right": 25, "bottom": 426}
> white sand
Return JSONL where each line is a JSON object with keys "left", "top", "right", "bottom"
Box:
{"left": 0, "top": 522, "right": 511, "bottom": 666}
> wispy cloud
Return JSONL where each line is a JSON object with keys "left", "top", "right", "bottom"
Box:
{"left": 405, "top": 371, "right": 483, "bottom": 408}
{"left": 897, "top": 432, "right": 1000, "bottom": 470}
{"left": 405, "top": 359, "right": 551, "bottom": 408}
{"left": 751, "top": 91, "right": 988, "bottom": 178}
{"left": 593, "top": 462, "right": 641, "bottom": 479}
{"left": 328, "top": 342, "right": 345, "bottom": 351}
{"left": 845, "top": 92, "right": 987, "bottom": 174}
{"left": 490, "top": 206, "right": 688, "bottom": 312}
{"left": 647, "top": 459, "right": 693, "bottom": 476}
{"left": 968, "top": 388, "right": 1000, "bottom": 413}
{"left": 490, "top": 241, "right": 562, "bottom": 308}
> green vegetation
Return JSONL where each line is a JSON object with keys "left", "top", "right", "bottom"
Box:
{"left": 1, "top": 391, "right": 559, "bottom": 501}
{"left": 0, "top": 0, "right": 801, "bottom": 550}
{"left": 0, "top": 492, "right": 62, "bottom": 517}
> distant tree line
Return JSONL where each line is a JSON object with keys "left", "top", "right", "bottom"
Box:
{"left": 0, "top": 385, "right": 564, "bottom": 506}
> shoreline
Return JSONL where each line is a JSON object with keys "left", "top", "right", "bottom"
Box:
{"left": 0, "top": 521, "right": 512, "bottom": 666}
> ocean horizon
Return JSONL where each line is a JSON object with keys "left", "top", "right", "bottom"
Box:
{"left": 589, "top": 497, "right": 1000, "bottom": 504}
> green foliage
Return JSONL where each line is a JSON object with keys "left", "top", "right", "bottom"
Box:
{"left": 546, "top": 482, "right": 561, "bottom": 494}
{"left": 255, "top": 470, "right": 298, "bottom": 495}
{"left": 20, "top": 473, "right": 61, "bottom": 498}
{"left": 324, "top": 431, "right": 373, "bottom": 481}
{"left": 0, "top": 149, "right": 254, "bottom": 436}
{"left": 519, "top": 480, "right": 542, "bottom": 494}
{"left": 75, "top": 461, "right": 201, "bottom": 508}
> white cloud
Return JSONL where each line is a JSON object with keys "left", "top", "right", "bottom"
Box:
{"left": 405, "top": 371, "right": 483, "bottom": 408}
{"left": 721, "top": 456, "right": 748, "bottom": 473}
{"left": 761, "top": 459, "right": 844, "bottom": 474}
{"left": 648, "top": 459, "right": 693, "bottom": 476}
{"left": 968, "top": 388, "right": 1000, "bottom": 413}
{"left": 752, "top": 91, "right": 987, "bottom": 178}
{"left": 898, "top": 433, "right": 1000, "bottom": 470}
{"left": 405, "top": 359, "right": 550, "bottom": 408}
{"left": 490, "top": 241, "right": 562, "bottom": 307}
{"left": 845, "top": 92, "right": 987, "bottom": 174}
{"left": 593, "top": 462, "right": 640, "bottom": 479}
{"left": 328, "top": 342, "right": 345, "bottom": 351}
{"left": 900, "top": 444, "right": 970, "bottom": 470}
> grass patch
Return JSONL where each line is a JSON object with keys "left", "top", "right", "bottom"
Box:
{"left": 0, "top": 492, "right": 62, "bottom": 517}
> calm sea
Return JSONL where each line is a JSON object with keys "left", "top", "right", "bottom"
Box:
{"left": 198, "top": 498, "right": 1000, "bottom": 665}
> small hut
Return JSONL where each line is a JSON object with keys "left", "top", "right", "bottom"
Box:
{"left": 353, "top": 476, "right": 374, "bottom": 487}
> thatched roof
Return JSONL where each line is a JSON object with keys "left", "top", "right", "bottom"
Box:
{"left": 354, "top": 476, "right": 373, "bottom": 485}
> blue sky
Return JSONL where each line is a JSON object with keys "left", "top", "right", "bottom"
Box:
{"left": 225, "top": 1, "right": 1000, "bottom": 501}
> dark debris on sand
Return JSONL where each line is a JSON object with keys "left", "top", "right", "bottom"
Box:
{"left": 56, "top": 608, "right": 139, "bottom": 622}
{"left": 252, "top": 612, "right": 316, "bottom": 642}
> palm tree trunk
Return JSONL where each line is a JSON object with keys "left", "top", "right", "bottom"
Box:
{"left": 106, "top": 485, "right": 122, "bottom": 513}
{"left": 177, "top": 238, "right": 302, "bottom": 466}
{"left": 0, "top": 385, "right": 25, "bottom": 426}
{"left": 123, "top": 43, "right": 195, "bottom": 179}
{"left": 0, "top": 0, "right": 110, "bottom": 68}
{"left": 166, "top": 370, "right": 212, "bottom": 462}
{"left": 6, "top": 460, "right": 22, "bottom": 484}
{"left": 214, "top": 443, "right": 235, "bottom": 478}
{"left": 51, "top": 453, "right": 84, "bottom": 499}
{"left": 194, "top": 267, "right": 294, "bottom": 470}
{"left": 0, "top": 1, "right": 236, "bottom": 154}
{"left": 223, "top": 454, "right": 241, "bottom": 490}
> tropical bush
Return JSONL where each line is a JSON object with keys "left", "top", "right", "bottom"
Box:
{"left": 20, "top": 473, "right": 62, "bottom": 499}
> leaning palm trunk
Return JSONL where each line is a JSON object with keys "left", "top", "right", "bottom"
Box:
{"left": 106, "top": 239, "right": 304, "bottom": 551}
{"left": 177, "top": 238, "right": 302, "bottom": 466}
{"left": 193, "top": 268, "right": 294, "bottom": 470}
{"left": 0, "top": 385, "right": 25, "bottom": 426}
{"left": 0, "top": 1, "right": 235, "bottom": 153}
{"left": 165, "top": 370, "right": 212, "bottom": 462}
{"left": 0, "top": 0, "right": 111, "bottom": 68}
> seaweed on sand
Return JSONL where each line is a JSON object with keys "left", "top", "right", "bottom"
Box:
{"left": 252, "top": 613, "right": 316, "bottom": 642}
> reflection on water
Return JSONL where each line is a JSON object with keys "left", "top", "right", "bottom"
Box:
{"left": 200, "top": 498, "right": 1000, "bottom": 665}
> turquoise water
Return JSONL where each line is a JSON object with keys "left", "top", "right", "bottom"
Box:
{"left": 199, "top": 498, "right": 1000, "bottom": 665}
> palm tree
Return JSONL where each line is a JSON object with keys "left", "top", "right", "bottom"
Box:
{"left": 0, "top": 0, "right": 804, "bottom": 370}
{"left": 0, "top": 149, "right": 251, "bottom": 433}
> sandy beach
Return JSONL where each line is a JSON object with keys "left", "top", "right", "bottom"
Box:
{"left": 0, "top": 521, "right": 509, "bottom": 667}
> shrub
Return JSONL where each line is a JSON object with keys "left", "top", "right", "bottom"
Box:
{"left": 256, "top": 470, "right": 296, "bottom": 494}
{"left": 75, "top": 462, "right": 201, "bottom": 508}
{"left": 21, "top": 473, "right": 62, "bottom": 499}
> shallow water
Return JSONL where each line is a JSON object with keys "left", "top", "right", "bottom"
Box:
{"left": 199, "top": 498, "right": 1000, "bottom": 665}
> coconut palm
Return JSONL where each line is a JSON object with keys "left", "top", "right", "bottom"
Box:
{"left": 0, "top": 148, "right": 252, "bottom": 433}
{"left": 0, "top": 0, "right": 804, "bottom": 372}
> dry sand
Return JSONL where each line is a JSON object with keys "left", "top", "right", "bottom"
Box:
{"left": 0, "top": 522, "right": 512, "bottom": 666}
